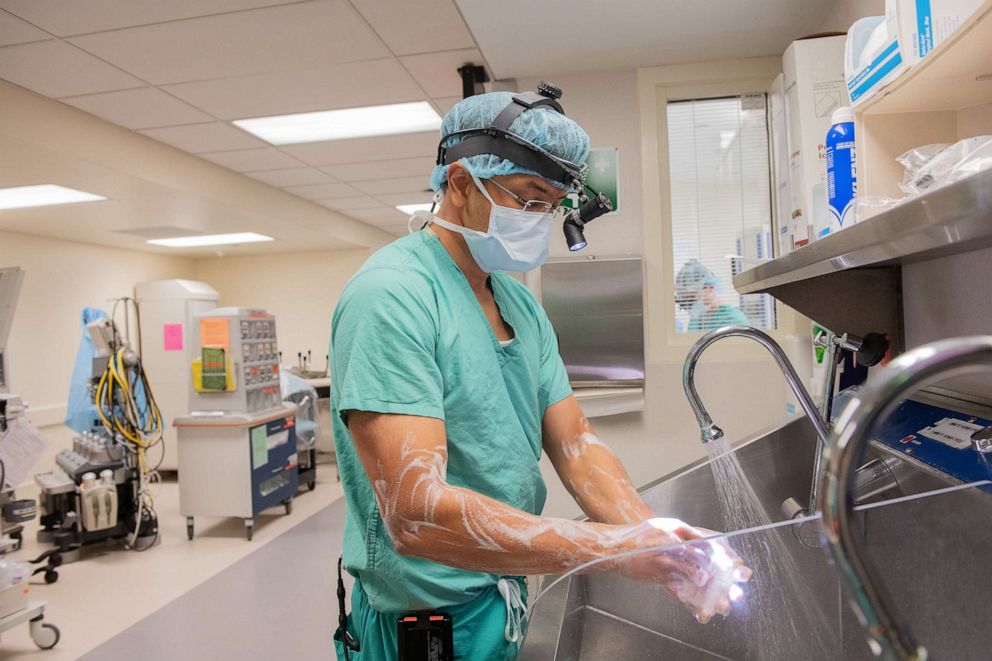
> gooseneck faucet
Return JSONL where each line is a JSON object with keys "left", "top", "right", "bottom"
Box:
{"left": 818, "top": 336, "right": 992, "bottom": 661}
{"left": 682, "top": 326, "right": 831, "bottom": 508}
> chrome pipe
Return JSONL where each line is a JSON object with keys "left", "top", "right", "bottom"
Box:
{"left": 818, "top": 335, "right": 992, "bottom": 660}
{"left": 682, "top": 325, "right": 831, "bottom": 445}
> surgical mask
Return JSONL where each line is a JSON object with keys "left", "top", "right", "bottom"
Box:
{"left": 424, "top": 172, "right": 554, "bottom": 273}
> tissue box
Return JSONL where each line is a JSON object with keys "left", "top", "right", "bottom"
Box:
{"left": 0, "top": 579, "right": 29, "bottom": 618}
{"left": 897, "top": 0, "right": 984, "bottom": 63}
{"left": 846, "top": 0, "right": 983, "bottom": 106}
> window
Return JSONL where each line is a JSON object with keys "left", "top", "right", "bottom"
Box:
{"left": 667, "top": 95, "right": 776, "bottom": 334}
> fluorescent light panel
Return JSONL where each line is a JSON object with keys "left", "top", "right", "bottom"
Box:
{"left": 147, "top": 232, "right": 274, "bottom": 248}
{"left": 0, "top": 184, "right": 105, "bottom": 210}
{"left": 233, "top": 102, "right": 442, "bottom": 145}
{"left": 396, "top": 203, "right": 433, "bottom": 215}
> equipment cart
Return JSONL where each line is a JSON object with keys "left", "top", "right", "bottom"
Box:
{"left": 176, "top": 405, "right": 298, "bottom": 541}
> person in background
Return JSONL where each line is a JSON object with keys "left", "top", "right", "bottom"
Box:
{"left": 675, "top": 259, "right": 749, "bottom": 332}
{"left": 330, "top": 90, "right": 749, "bottom": 661}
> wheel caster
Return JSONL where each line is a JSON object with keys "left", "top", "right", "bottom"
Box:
{"left": 284, "top": 500, "right": 293, "bottom": 516}
{"left": 186, "top": 517, "right": 194, "bottom": 541}
{"left": 244, "top": 519, "right": 254, "bottom": 541}
{"left": 44, "top": 570, "right": 58, "bottom": 584}
{"left": 307, "top": 480, "right": 316, "bottom": 492}
{"left": 30, "top": 620, "right": 60, "bottom": 649}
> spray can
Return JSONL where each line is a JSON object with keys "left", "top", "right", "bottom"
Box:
{"left": 821, "top": 107, "right": 857, "bottom": 239}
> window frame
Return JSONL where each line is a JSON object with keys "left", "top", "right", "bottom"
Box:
{"left": 648, "top": 76, "right": 804, "bottom": 363}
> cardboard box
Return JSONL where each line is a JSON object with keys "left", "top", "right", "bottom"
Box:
{"left": 768, "top": 73, "right": 793, "bottom": 255}
{"left": 898, "top": 0, "right": 984, "bottom": 63}
{"left": 783, "top": 36, "right": 849, "bottom": 247}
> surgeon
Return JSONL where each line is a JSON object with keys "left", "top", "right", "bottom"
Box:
{"left": 331, "top": 86, "right": 749, "bottom": 661}
{"left": 675, "top": 259, "right": 749, "bottom": 332}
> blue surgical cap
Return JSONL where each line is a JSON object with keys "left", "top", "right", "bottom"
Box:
{"left": 676, "top": 259, "right": 719, "bottom": 292}
{"left": 429, "top": 91, "right": 591, "bottom": 192}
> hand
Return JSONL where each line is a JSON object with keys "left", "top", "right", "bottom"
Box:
{"left": 613, "top": 518, "right": 752, "bottom": 624}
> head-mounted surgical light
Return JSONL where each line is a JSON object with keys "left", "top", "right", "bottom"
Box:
{"left": 435, "top": 81, "right": 612, "bottom": 252}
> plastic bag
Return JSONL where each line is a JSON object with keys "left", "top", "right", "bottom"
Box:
{"left": 64, "top": 307, "right": 108, "bottom": 433}
{"left": 279, "top": 369, "right": 320, "bottom": 449}
{"left": 897, "top": 136, "right": 992, "bottom": 196}
{"left": 854, "top": 195, "right": 903, "bottom": 223}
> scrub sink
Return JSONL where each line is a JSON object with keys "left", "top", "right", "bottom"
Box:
{"left": 519, "top": 415, "right": 992, "bottom": 660}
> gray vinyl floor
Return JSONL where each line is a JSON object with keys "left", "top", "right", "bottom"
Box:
{"left": 81, "top": 497, "right": 348, "bottom": 660}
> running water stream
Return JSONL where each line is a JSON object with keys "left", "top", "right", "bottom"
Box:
{"left": 705, "top": 436, "right": 836, "bottom": 660}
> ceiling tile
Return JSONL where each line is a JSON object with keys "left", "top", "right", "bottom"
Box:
{"left": 350, "top": 0, "right": 476, "bottom": 56}
{"left": 282, "top": 181, "right": 362, "bottom": 200}
{"left": 346, "top": 206, "right": 409, "bottom": 222}
{"left": 139, "top": 121, "right": 266, "bottom": 152}
{"left": 0, "top": 0, "right": 304, "bottom": 36}
{"left": 431, "top": 96, "right": 462, "bottom": 116}
{"left": 319, "top": 156, "right": 435, "bottom": 182}
{"left": 0, "top": 9, "right": 50, "bottom": 45}
{"left": 0, "top": 40, "right": 142, "bottom": 97}
{"left": 373, "top": 191, "right": 435, "bottom": 207}
{"left": 316, "top": 196, "right": 385, "bottom": 211}
{"left": 400, "top": 49, "right": 483, "bottom": 98}
{"left": 244, "top": 167, "right": 335, "bottom": 187}
{"left": 199, "top": 147, "right": 304, "bottom": 172}
{"left": 68, "top": 1, "right": 390, "bottom": 85}
{"left": 163, "top": 59, "right": 423, "bottom": 120}
{"left": 352, "top": 176, "right": 431, "bottom": 196}
{"left": 281, "top": 131, "right": 438, "bottom": 166}
{"left": 62, "top": 87, "right": 213, "bottom": 129}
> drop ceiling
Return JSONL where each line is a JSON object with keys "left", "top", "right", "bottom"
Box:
{"left": 0, "top": 0, "right": 488, "bottom": 244}
{"left": 456, "top": 0, "right": 838, "bottom": 79}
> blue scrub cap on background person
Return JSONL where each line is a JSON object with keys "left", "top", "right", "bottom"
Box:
{"left": 676, "top": 259, "right": 718, "bottom": 293}
{"left": 429, "top": 91, "right": 591, "bottom": 192}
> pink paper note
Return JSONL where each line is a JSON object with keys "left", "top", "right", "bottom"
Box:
{"left": 164, "top": 323, "right": 183, "bottom": 351}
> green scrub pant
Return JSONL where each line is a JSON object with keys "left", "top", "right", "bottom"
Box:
{"left": 334, "top": 578, "right": 525, "bottom": 661}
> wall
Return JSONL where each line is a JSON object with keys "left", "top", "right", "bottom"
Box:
{"left": 514, "top": 66, "right": 799, "bottom": 519}
{"left": 818, "top": 0, "right": 885, "bottom": 33}
{"left": 194, "top": 248, "right": 372, "bottom": 371}
{"left": 0, "top": 229, "right": 196, "bottom": 482}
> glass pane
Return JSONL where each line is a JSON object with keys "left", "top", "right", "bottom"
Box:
{"left": 668, "top": 95, "right": 776, "bottom": 334}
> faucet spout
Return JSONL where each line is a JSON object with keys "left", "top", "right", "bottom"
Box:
{"left": 683, "top": 325, "right": 831, "bottom": 511}
{"left": 818, "top": 336, "right": 992, "bottom": 660}
{"left": 682, "top": 325, "right": 830, "bottom": 446}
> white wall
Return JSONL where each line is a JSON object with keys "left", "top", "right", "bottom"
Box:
{"left": 194, "top": 248, "right": 371, "bottom": 371}
{"left": 513, "top": 66, "right": 799, "bottom": 519}
{"left": 0, "top": 229, "right": 196, "bottom": 481}
{"left": 819, "top": 0, "right": 885, "bottom": 32}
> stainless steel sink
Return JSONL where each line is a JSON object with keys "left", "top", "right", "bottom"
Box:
{"left": 520, "top": 415, "right": 992, "bottom": 660}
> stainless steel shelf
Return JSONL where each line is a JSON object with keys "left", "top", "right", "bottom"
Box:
{"left": 735, "top": 168, "right": 992, "bottom": 294}
{"left": 733, "top": 169, "right": 992, "bottom": 345}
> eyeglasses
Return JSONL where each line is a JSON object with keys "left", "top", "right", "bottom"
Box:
{"left": 484, "top": 178, "right": 566, "bottom": 214}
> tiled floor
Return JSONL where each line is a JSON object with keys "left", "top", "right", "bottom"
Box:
{"left": 1, "top": 466, "right": 345, "bottom": 659}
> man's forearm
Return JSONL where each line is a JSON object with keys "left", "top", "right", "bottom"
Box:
{"left": 376, "top": 463, "right": 651, "bottom": 575}
{"left": 557, "top": 431, "right": 655, "bottom": 525}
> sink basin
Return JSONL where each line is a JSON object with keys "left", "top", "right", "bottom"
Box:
{"left": 520, "top": 416, "right": 992, "bottom": 660}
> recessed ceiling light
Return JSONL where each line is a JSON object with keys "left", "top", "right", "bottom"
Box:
{"left": 233, "top": 102, "right": 442, "bottom": 145}
{"left": 396, "top": 203, "right": 434, "bottom": 215}
{"left": 146, "top": 232, "right": 274, "bottom": 248}
{"left": 0, "top": 184, "right": 106, "bottom": 210}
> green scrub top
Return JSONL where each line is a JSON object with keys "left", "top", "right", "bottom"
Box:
{"left": 688, "top": 304, "right": 749, "bottom": 332}
{"left": 330, "top": 229, "right": 572, "bottom": 614}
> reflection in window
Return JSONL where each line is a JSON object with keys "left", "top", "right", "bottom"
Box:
{"left": 667, "top": 95, "right": 776, "bottom": 333}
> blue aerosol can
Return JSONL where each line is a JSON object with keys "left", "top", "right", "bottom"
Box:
{"left": 822, "top": 106, "right": 857, "bottom": 238}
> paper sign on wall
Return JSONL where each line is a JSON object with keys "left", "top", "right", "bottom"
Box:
{"left": 163, "top": 323, "right": 183, "bottom": 351}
